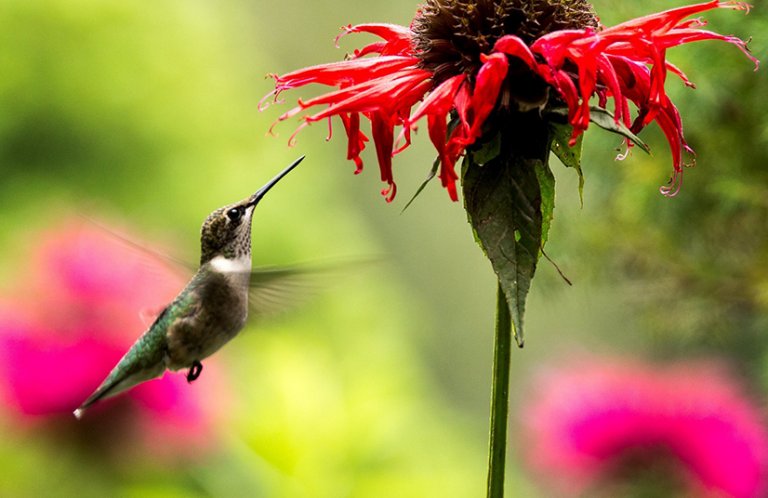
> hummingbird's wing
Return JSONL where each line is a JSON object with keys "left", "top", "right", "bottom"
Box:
{"left": 80, "top": 215, "right": 193, "bottom": 274}
{"left": 246, "top": 265, "right": 322, "bottom": 319}
{"left": 246, "top": 260, "right": 373, "bottom": 319}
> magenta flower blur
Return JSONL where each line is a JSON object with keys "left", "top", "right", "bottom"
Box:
{"left": 265, "top": 0, "right": 757, "bottom": 201}
{"left": 523, "top": 358, "right": 768, "bottom": 498}
{"left": 0, "top": 221, "right": 219, "bottom": 454}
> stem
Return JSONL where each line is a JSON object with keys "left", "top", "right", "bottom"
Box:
{"left": 487, "top": 283, "right": 512, "bottom": 498}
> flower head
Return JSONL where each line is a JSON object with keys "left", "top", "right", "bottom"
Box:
{"left": 0, "top": 220, "right": 219, "bottom": 458}
{"left": 264, "top": 0, "right": 757, "bottom": 201}
{"left": 523, "top": 358, "right": 768, "bottom": 498}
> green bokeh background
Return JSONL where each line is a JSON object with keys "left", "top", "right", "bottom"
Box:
{"left": 0, "top": 0, "right": 765, "bottom": 496}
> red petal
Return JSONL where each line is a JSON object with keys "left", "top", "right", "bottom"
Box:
{"left": 337, "top": 23, "right": 412, "bottom": 44}
{"left": 409, "top": 74, "right": 465, "bottom": 125}
{"left": 531, "top": 29, "right": 588, "bottom": 66}
{"left": 601, "top": 1, "right": 722, "bottom": 34}
{"left": 452, "top": 79, "right": 472, "bottom": 131}
{"left": 596, "top": 54, "right": 625, "bottom": 123}
{"left": 340, "top": 112, "right": 368, "bottom": 174}
{"left": 298, "top": 68, "right": 430, "bottom": 120}
{"left": 336, "top": 23, "right": 413, "bottom": 57}
{"left": 493, "top": 35, "right": 538, "bottom": 69}
{"left": 272, "top": 56, "right": 418, "bottom": 91}
{"left": 370, "top": 112, "right": 397, "bottom": 201}
{"left": 611, "top": 55, "right": 691, "bottom": 190}
{"left": 465, "top": 53, "right": 508, "bottom": 143}
{"left": 426, "top": 115, "right": 459, "bottom": 202}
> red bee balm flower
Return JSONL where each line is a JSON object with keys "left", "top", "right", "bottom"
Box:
{"left": 266, "top": 4, "right": 760, "bottom": 493}
{"left": 264, "top": 0, "right": 757, "bottom": 202}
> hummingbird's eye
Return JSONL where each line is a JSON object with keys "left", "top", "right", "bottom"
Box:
{"left": 226, "top": 207, "right": 242, "bottom": 222}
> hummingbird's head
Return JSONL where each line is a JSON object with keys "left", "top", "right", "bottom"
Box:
{"left": 199, "top": 156, "right": 304, "bottom": 265}
{"left": 199, "top": 200, "right": 256, "bottom": 264}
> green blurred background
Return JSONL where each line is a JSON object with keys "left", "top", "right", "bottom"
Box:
{"left": 0, "top": 0, "right": 765, "bottom": 496}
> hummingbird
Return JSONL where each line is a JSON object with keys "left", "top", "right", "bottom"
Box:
{"left": 73, "top": 156, "right": 304, "bottom": 419}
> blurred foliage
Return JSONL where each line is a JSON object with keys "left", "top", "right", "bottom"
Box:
{"left": 564, "top": 1, "right": 768, "bottom": 370}
{"left": 0, "top": 0, "right": 765, "bottom": 496}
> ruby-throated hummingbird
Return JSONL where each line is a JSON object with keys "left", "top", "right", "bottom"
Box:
{"left": 74, "top": 156, "right": 304, "bottom": 419}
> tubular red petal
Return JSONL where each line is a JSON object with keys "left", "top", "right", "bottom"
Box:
{"left": 655, "top": 29, "right": 759, "bottom": 69}
{"left": 493, "top": 35, "right": 538, "bottom": 69}
{"left": 596, "top": 54, "right": 624, "bottom": 123}
{"left": 340, "top": 112, "right": 368, "bottom": 174}
{"left": 665, "top": 61, "right": 696, "bottom": 88}
{"left": 299, "top": 69, "right": 431, "bottom": 119}
{"left": 272, "top": 56, "right": 419, "bottom": 91}
{"left": 426, "top": 114, "right": 459, "bottom": 202}
{"left": 465, "top": 53, "right": 509, "bottom": 143}
{"left": 426, "top": 113, "right": 447, "bottom": 166}
{"left": 409, "top": 74, "right": 465, "bottom": 125}
{"left": 601, "top": 1, "right": 723, "bottom": 35}
{"left": 610, "top": 55, "right": 692, "bottom": 189}
{"left": 610, "top": 56, "right": 656, "bottom": 132}
{"left": 445, "top": 179, "right": 458, "bottom": 202}
{"left": 286, "top": 121, "right": 310, "bottom": 147}
{"left": 573, "top": 54, "right": 599, "bottom": 130}
{"left": 336, "top": 23, "right": 413, "bottom": 56}
{"left": 370, "top": 112, "right": 397, "bottom": 200}
{"left": 551, "top": 69, "right": 580, "bottom": 122}
{"left": 352, "top": 42, "right": 388, "bottom": 58}
{"left": 452, "top": 81, "right": 472, "bottom": 131}
{"left": 532, "top": 29, "right": 589, "bottom": 66}
{"left": 338, "top": 23, "right": 412, "bottom": 43}
{"left": 258, "top": 89, "right": 280, "bottom": 111}
{"left": 381, "top": 183, "right": 397, "bottom": 202}
{"left": 393, "top": 121, "right": 412, "bottom": 155}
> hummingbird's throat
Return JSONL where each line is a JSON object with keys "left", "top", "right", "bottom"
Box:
{"left": 210, "top": 255, "right": 252, "bottom": 274}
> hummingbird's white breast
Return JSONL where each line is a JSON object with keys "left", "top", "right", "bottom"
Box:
{"left": 210, "top": 254, "right": 251, "bottom": 274}
{"left": 210, "top": 254, "right": 252, "bottom": 291}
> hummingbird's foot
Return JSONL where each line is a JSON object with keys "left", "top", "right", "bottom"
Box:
{"left": 187, "top": 360, "right": 203, "bottom": 383}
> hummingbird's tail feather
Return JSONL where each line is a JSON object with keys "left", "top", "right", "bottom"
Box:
{"left": 73, "top": 359, "right": 165, "bottom": 419}
{"left": 73, "top": 385, "right": 115, "bottom": 420}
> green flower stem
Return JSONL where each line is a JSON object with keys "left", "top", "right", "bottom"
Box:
{"left": 487, "top": 283, "right": 512, "bottom": 498}
{"left": 463, "top": 112, "right": 554, "bottom": 497}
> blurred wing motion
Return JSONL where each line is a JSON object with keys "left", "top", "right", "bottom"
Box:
{"left": 89, "top": 216, "right": 372, "bottom": 322}
{"left": 80, "top": 215, "right": 194, "bottom": 274}
{"left": 246, "top": 259, "right": 374, "bottom": 320}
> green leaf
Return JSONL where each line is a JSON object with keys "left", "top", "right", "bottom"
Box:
{"left": 470, "top": 131, "right": 501, "bottom": 165}
{"left": 401, "top": 157, "right": 439, "bottom": 213}
{"left": 401, "top": 116, "right": 463, "bottom": 213}
{"left": 587, "top": 106, "right": 651, "bottom": 154}
{"left": 546, "top": 105, "right": 650, "bottom": 154}
{"left": 549, "top": 122, "right": 583, "bottom": 170}
{"left": 462, "top": 149, "right": 551, "bottom": 347}
{"left": 549, "top": 122, "right": 585, "bottom": 206}
{"left": 535, "top": 162, "right": 556, "bottom": 249}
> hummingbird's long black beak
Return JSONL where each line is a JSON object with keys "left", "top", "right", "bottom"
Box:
{"left": 247, "top": 155, "right": 305, "bottom": 207}
{"left": 245, "top": 156, "right": 305, "bottom": 207}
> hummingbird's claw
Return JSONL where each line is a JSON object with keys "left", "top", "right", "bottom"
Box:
{"left": 187, "top": 360, "right": 203, "bottom": 383}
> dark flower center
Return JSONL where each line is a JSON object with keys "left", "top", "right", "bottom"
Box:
{"left": 412, "top": 0, "right": 598, "bottom": 84}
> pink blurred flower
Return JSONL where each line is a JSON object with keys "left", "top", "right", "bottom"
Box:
{"left": 0, "top": 220, "right": 220, "bottom": 456}
{"left": 523, "top": 358, "right": 768, "bottom": 498}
